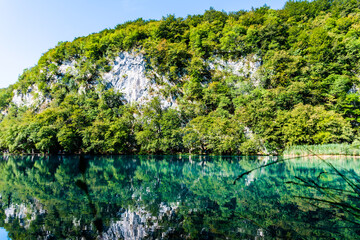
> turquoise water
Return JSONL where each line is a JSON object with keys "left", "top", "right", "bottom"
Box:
{"left": 0, "top": 155, "right": 359, "bottom": 239}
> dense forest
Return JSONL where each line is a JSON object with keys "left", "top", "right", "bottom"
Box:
{"left": 1, "top": 0, "right": 360, "bottom": 155}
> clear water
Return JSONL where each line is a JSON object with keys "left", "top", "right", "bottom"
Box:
{"left": 0, "top": 155, "right": 359, "bottom": 239}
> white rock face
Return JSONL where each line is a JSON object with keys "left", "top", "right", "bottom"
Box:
{"left": 244, "top": 126, "right": 253, "bottom": 139}
{"left": 10, "top": 52, "right": 177, "bottom": 109}
{"left": 12, "top": 85, "right": 43, "bottom": 107}
{"left": 209, "top": 55, "right": 261, "bottom": 87}
{"left": 348, "top": 84, "right": 359, "bottom": 94}
{"left": 58, "top": 60, "right": 77, "bottom": 75}
{"left": 102, "top": 52, "right": 149, "bottom": 103}
{"left": 102, "top": 52, "right": 176, "bottom": 108}
{"left": 11, "top": 52, "right": 261, "bottom": 109}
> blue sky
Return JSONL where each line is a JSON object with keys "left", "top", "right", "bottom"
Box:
{"left": 0, "top": 0, "right": 288, "bottom": 89}
{"left": 0, "top": 227, "right": 9, "bottom": 239}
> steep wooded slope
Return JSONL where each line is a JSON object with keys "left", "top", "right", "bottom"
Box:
{"left": 1, "top": 0, "right": 360, "bottom": 154}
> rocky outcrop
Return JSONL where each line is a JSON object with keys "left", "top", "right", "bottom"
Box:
{"left": 209, "top": 55, "right": 261, "bottom": 87}
{"left": 102, "top": 52, "right": 176, "bottom": 108}
{"left": 12, "top": 85, "right": 49, "bottom": 108}
{"left": 11, "top": 52, "right": 178, "bottom": 109}
{"left": 102, "top": 52, "right": 152, "bottom": 104}
{"left": 58, "top": 60, "right": 78, "bottom": 76}
{"left": 348, "top": 84, "right": 360, "bottom": 94}
{"left": 11, "top": 52, "right": 262, "bottom": 109}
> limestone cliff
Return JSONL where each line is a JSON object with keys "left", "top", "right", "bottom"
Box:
{"left": 10, "top": 52, "right": 261, "bottom": 110}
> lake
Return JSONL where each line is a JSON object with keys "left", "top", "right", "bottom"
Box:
{"left": 0, "top": 155, "right": 359, "bottom": 239}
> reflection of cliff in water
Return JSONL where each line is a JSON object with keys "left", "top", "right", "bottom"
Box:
{"left": 0, "top": 155, "right": 359, "bottom": 239}
{"left": 102, "top": 203, "right": 179, "bottom": 240}
{"left": 2, "top": 200, "right": 179, "bottom": 240}
{"left": 3, "top": 199, "right": 46, "bottom": 229}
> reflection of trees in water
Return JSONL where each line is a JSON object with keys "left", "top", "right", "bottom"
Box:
{"left": 0, "top": 155, "right": 134, "bottom": 239}
{"left": 234, "top": 155, "right": 360, "bottom": 238}
{"left": 288, "top": 158, "right": 360, "bottom": 239}
{"left": 0, "top": 155, "right": 358, "bottom": 239}
{"left": 290, "top": 156, "right": 360, "bottom": 236}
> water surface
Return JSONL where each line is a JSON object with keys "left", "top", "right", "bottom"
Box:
{"left": 0, "top": 155, "right": 359, "bottom": 239}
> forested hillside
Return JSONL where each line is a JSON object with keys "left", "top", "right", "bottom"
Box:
{"left": 1, "top": 0, "right": 360, "bottom": 155}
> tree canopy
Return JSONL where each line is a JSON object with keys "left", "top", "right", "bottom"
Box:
{"left": 1, "top": 0, "right": 360, "bottom": 155}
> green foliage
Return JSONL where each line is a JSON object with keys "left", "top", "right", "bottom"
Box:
{"left": 0, "top": 88, "right": 135, "bottom": 154}
{"left": 182, "top": 112, "right": 245, "bottom": 154}
{"left": 239, "top": 136, "right": 264, "bottom": 155}
{"left": 283, "top": 143, "right": 360, "bottom": 156}
{"left": 339, "top": 93, "right": 360, "bottom": 127}
{"left": 0, "top": 87, "right": 13, "bottom": 110}
{"left": 135, "top": 98, "right": 182, "bottom": 153}
{"left": 2, "top": 0, "right": 360, "bottom": 155}
{"left": 277, "top": 104, "right": 353, "bottom": 146}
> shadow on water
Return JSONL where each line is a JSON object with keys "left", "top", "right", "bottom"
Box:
{"left": 76, "top": 155, "right": 104, "bottom": 238}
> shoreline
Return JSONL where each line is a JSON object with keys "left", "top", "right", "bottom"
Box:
{"left": 282, "top": 154, "right": 360, "bottom": 158}
{"left": 2, "top": 152, "right": 360, "bottom": 158}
